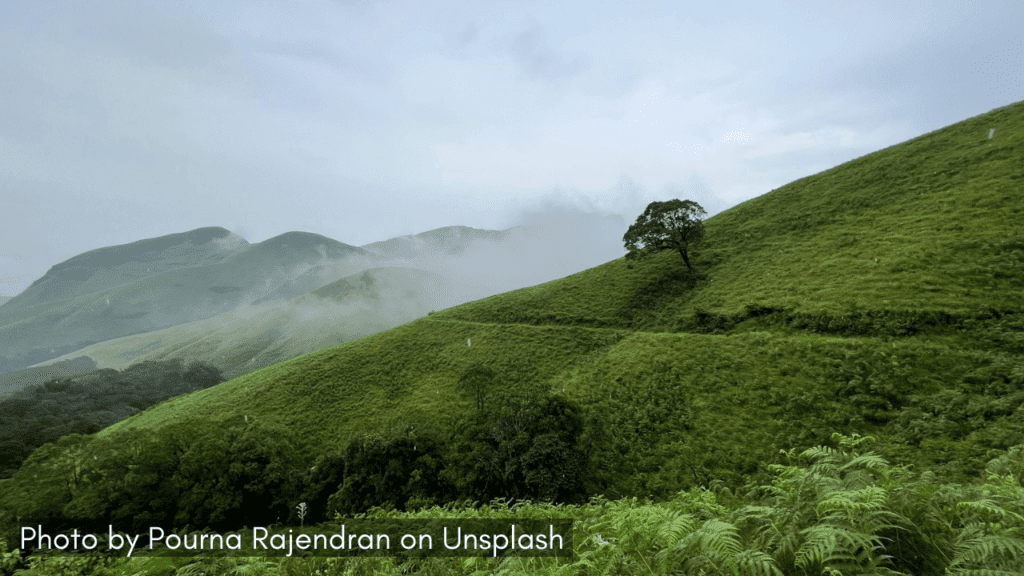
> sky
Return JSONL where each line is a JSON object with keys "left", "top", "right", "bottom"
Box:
{"left": 1, "top": 0, "right": 1021, "bottom": 297}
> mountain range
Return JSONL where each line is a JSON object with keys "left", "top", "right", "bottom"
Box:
{"left": 0, "top": 216, "right": 625, "bottom": 380}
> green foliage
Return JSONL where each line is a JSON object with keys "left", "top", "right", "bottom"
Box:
{"left": 623, "top": 199, "right": 707, "bottom": 273}
{"left": 327, "top": 431, "right": 450, "bottom": 516}
{"left": 443, "top": 394, "right": 591, "bottom": 505}
{"left": 326, "top": 394, "right": 591, "bottom": 516}
{"left": 0, "top": 537, "right": 26, "bottom": 576}
{"left": 0, "top": 359, "right": 224, "bottom": 478}
{"left": 1, "top": 418, "right": 303, "bottom": 544}
{"left": 737, "top": 434, "right": 907, "bottom": 574}
{"left": 457, "top": 363, "right": 495, "bottom": 415}
{"left": 7, "top": 101, "right": 1024, "bottom": 575}
{"left": 7, "top": 433, "right": 1024, "bottom": 575}
{"left": 293, "top": 452, "right": 348, "bottom": 525}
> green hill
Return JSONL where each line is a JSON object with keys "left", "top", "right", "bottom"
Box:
{"left": 0, "top": 356, "right": 97, "bottom": 397}
{"left": 0, "top": 231, "right": 379, "bottom": 374}
{"left": 36, "top": 267, "right": 453, "bottom": 380}
{"left": 436, "top": 105, "right": 1023, "bottom": 328}
{"left": 3, "top": 102, "right": 1023, "bottom": 555}
{"left": 100, "top": 102, "right": 1024, "bottom": 478}
{"left": 0, "top": 227, "right": 249, "bottom": 312}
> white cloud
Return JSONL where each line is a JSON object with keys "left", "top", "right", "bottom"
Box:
{"left": 0, "top": 0, "right": 1021, "bottom": 293}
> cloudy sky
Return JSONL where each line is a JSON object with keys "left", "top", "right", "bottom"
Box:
{"left": 1, "top": 0, "right": 1021, "bottom": 296}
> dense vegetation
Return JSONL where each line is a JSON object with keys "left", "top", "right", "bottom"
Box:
{"left": 0, "top": 102, "right": 1022, "bottom": 574}
{"left": 3, "top": 434, "right": 1022, "bottom": 575}
{"left": 0, "top": 390, "right": 591, "bottom": 540}
{"left": 0, "top": 360, "right": 224, "bottom": 478}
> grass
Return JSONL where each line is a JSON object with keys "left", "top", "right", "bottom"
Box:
{"left": 5, "top": 100, "right": 1021, "bottom": 532}
{"left": 436, "top": 101, "right": 1024, "bottom": 327}
{"left": 98, "top": 101, "right": 1024, "bottom": 493}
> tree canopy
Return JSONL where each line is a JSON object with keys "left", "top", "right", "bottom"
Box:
{"left": 623, "top": 199, "right": 707, "bottom": 273}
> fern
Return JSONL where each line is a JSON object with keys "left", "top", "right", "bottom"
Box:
{"left": 949, "top": 523, "right": 1024, "bottom": 573}
{"left": 735, "top": 433, "right": 912, "bottom": 574}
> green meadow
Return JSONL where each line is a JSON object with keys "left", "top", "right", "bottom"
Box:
{"left": 2, "top": 101, "right": 1023, "bottom": 575}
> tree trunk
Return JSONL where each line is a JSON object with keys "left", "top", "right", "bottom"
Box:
{"left": 678, "top": 247, "right": 694, "bottom": 274}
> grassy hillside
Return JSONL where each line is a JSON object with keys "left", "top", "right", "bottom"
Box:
{"left": 38, "top": 267, "right": 455, "bottom": 379}
{"left": 98, "top": 102, "right": 1024, "bottom": 485}
{"left": 0, "top": 227, "right": 249, "bottom": 312}
{"left": 3, "top": 103, "right": 1023, "bottom": 569}
{"left": 437, "top": 102, "right": 1024, "bottom": 329}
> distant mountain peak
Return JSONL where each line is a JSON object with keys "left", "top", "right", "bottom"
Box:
{"left": 2, "top": 227, "right": 250, "bottom": 311}
{"left": 361, "top": 225, "right": 513, "bottom": 259}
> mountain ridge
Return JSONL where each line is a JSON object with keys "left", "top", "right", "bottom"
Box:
{"left": 0, "top": 230, "right": 380, "bottom": 374}
{"left": 1, "top": 227, "right": 249, "bottom": 311}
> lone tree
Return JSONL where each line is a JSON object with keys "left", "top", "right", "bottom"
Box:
{"left": 623, "top": 199, "right": 707, "bottom": 274}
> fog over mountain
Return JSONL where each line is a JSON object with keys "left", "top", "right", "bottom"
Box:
{"left": 38, "top": 267, "right": 454, "bottom": 379}
{"left": 6, "top": 210, "right": 626, "bottom": 377}
{"left": 1, "top": 227, "right": 250, "bottom": 312}
{"left": 0, "top": 229, "right": 381, "bottom": 374}
{"left": 362, "top": 211, "right": 626, "bottom": 303}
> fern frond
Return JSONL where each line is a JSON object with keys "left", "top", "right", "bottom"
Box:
{"left": 948, "top": 569, "right": 1024, "bottom": 576}
{"left": 794, "top": 524, "right": 839, "bottom": 570}
{"left": 840, "top": 453, "right": 891, "bottom": 474}
{"left": 816, "top": 486, "right": 888, "bottom": 519}
{"left": 655, "top": 511, "right": 698, "bottom": 549}
{"left": 795, "top": 523, "right": 878, "bottom": 572}
{"left": 950, "top": 528, "right": 1024, "bottom": 571}
{"left": 957, "top": 498, "right": 1014, "bottom": 521}
{"left": 694, "top": 518, "right": 743, "bottom": 561}
{"left": 803, "top": 445, "right": 844, "bottom": 463}
{"left": 734, "top": 549, "right": 784, "bottom": 576}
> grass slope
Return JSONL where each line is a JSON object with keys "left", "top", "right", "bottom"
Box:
{"left": 0, "top": 232, "right": 379, "bottom": 374}
{"left": 39, "top": 268, "right": 454, "bottom": 380}
{"left": 83, "top": 101, "right": 1024, "bottom": 499}
{"left": 0, "top": 227, "right": 249, "bottom": 312}
{"left": 437, "top": 102, "right": 1024, "bottom": 328}
{"left": 0, "top": 356, "right": 97, "bottom": 397}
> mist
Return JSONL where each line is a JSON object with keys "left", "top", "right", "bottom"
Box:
{"left": 30, "top": 209, "right": 628, "bottom": 378}
{"left": 363, "top": 206, "right": 627, "bottom": 306}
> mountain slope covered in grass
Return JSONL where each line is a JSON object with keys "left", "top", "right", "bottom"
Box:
{"left": 37, "top": 267, "right": 454, "bottom": 379}
{"left": 437, "top": 103, "right": 1024, "bottom": 329}
{"left": 100, "top": 102, "right": 1024, "bottom": 480}
{"left": 0, "top": 227, "right": 249, "bottom": 312}
{"left": 3, "top": 102, "right": 1023, "bottom": 559}
{"left": 0, "top": 231, "right": 379, "bottom": 374}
